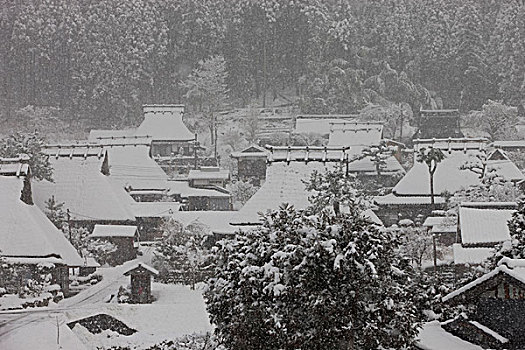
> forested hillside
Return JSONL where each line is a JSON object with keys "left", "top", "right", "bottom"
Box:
{"left": 1, "top": 0, "right": 524, "bottom": 130}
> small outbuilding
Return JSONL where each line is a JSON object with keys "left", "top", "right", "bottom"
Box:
{"left": 123, "top": 263, "right": 159, "bottom": 304}
{"left": 90, "top": 224, "right": 138, "bottom": 265}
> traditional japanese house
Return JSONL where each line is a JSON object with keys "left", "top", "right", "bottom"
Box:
{"left": 443, "top": 258, "right": 525, "bottom": 349}
{"left": 32, "top": 146, "right": 136, "bottom": 230}
{"left": 123, "top": 263, "right": 159, "bottom": 304}
{"left": 89, "top": 224, "right": 138, "bottom": 265}
{"left": 374, "top": 138, "right": 524, "bottom": 226}
{"left": 413, "top": 109, "right": 464, "bottom": 139}
{"left": 0, "top": 156, "right": 84, "bottom": 295}
{"left": 423, "top": 215, "right": 458, "bottom": 246}
{"left": 230, "top": 146, "right": 382, "bottom": 227}
{"left": 188, "top": 167, "right": 230, "bottom": 188}
{"left": 167, "top": 180, "right": 232, "bottom": 211}
{"left": 130, "top": 201, "right": 182, "bottom": 240}
{"left": 230, "top": 144, "right": 269, "bottom": 185}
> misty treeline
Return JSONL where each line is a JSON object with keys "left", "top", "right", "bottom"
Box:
{"left": 1, "top": 0, "right": 524, "bottom": 128}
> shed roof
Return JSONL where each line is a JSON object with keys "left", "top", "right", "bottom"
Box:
{"left": 91, "top": 224, "right": 138, "bottom": 238}
{"left": 0, "top": 176, "right": 84, "bottom": 266}
{"left": 188, "top": 167, "right": 230, "bottom": 181}
{"left": 135, "top": 105, "right": 194, "bottom": 142}
{"left": 459, "top": 206, "right": 515, "bottom": 246}
{"left": 123, "top": 262, "right": 159, "bottom": 276}
{"left": 453, "top": 244, "right": 494, "bottom": 265}
{"left": 230, "top": 144, "right": 269, "bottom": 158}
{"left": 443, "top": 258, "right": 525, "bottom": 302}
{"left": 32, "top": 157, "right": 136, "bottom": 222}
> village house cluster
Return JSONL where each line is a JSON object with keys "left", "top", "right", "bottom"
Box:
{"left": 3, "top": 105, "right": 525, "bottom": 349}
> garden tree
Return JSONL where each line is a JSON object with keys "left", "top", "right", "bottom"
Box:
{"left": 153, "top": 218, "right": 212, "bottom": 289}
{"left": 221, "top": 128, "right": 244, "bottom": 152}
{"left": 183, "top": 55, "right": 229, "bottom": 156}
{"left": 395, "top": 226, "right": 434, "bottom": 271}
{"left": 241, "top": 106, "right": 261, "bottom": 144}
{"left": 476, "top": 100, "right": 518, "bottom": 140}
{"left": 86, "top": 239, "right": 118, "bottom": 266}
{"left": 416, "top": 147, "right": 445, "bottom": 205}
{"left": 206, "top": 192, "right": 423, "bottom": 349}
{"left": 0, "top": 132, "right": 53, "bottom": 181}
{"left": 359, "top": 103, "right": 412, "bottom": 141}
{"left": 226, "top": 180, "right": 258, "bottom": 208}
{"left": 450, "top": 179, "right": 520, "bottom": 211}
{"left": 44, "top": 196, "right": 67, "bottom": 229}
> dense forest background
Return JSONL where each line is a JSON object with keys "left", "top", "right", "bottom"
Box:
{"left": 1, "top": 0, "right": 524, "bottom": 132}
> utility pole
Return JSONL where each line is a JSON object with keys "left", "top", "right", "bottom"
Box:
{"left": 193, "top": 133, "right": 198, "bottom": 170}
{"left": 66, "top": 209, "right": 72, "bottom": 243}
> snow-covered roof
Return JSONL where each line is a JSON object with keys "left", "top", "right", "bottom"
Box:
{"left": 0, "top": 155, "right": 30, "bottom": 176}
{"left": 170, "top": 211, "right": 239, "bottom": 234}
{"left": 231, "top": 162, "right": 330, "bottom": 225}
{"left": 492, "top": 140, "right": 525, "bottom": 149}
{"left": 374, "top": 193, "right": 446, "bottom": 205}
{"left": 188, "top": 167, "right": 230, "bottom": 181}
{"left": 363, "top": 208, "right": 383, "bottom": 226}
{"left": 230, "top": 144, "right": 269, "bottom": 158}
{"left": 453, "top": 244, "right": 494, "bottom": 265}
{"left": 0, "top": 176, "right": 84, "bottom": 266}
{"left": 105, "top": 145, "right": 169, "bottom": 190}
{"left": 443, "top": 258, "right": 525, "bottom": 302}
{"left": 32, "top": 157, "right": 136, "bottom": 222}
{"left": 327, "top": 122, "right": 383, "bottom": 153}
{"left": 294, "top": 117, "right": 357, "bottom": 136}
{"left": 392, "top": 150, "right": 523, "bottom": 197}
{"left": 423, "top": 216, "right": 456, "bottom": 227}
{"left": 135, "top": 105, "right": 195, "bottom": 142}
{"left": 431, "top": 223, "right": 457, "bottom": 234}
{"left": 347, "top": 155, "right": 405, "bottom": 175}
{"left": 123, "top": 262, "right": 159, "bottom": 276}
{"left": 88, "top": 129, "right": 137, "bottom": 143}
{"left": 267, "top": 145, "right": 349, "bottom": 163}
{"left": 413, "top": 138, "right": 488, "bottom": 152}
{"left": 416, "top": 320, "right": 484, "bottom": 350}
{"left": 459, "top": 205, "right": 515, "bottom": 246}
{"left": 91, "top": 224, "right": 138, "bottom": 238}
{"left": 130, "top": 202, "right": 181, "bottom": 218}
{"left": 167, "top": 180, "right": 230, "bottom": 198}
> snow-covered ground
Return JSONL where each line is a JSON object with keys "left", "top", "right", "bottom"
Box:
{"left": 0, "top": 258, "right": 211, "bottom": 349}
{"left": 417, "top": 321, "right": 483, "bottom": 350}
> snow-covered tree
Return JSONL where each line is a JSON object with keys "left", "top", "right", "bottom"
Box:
{"left": 416, "top": 147, "right": 445, "bottom": 205}
{"left": 86, "top": 239, "right": 118, "bottom": 266}
{"left": 206, "top": 185, "right": 423, "bottom": 349}
{"left": 476, "top": 100, "right": 518, "bottom": 141}
{"left": 44, "top": 196, "right": 66, "bottom": 229}
{"left": 227, "top": 180, "right": 258, "bottom": 208}
{"left": 0, "top": 132, "right": 53, "bottom": 181}
{"left": 153, "top": 218, "right": 212, "bottom": 288}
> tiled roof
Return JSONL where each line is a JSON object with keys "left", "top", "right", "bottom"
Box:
{"left": 453, "top": 244, "right": 494, "bottom": 265}
{"left": 374, "top": 193, "right": 446, "bottom": 205}
{"left": 0, "top": 175, "right": 84, "bottom": 266}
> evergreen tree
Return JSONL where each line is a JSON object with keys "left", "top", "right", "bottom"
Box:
{"left": 206, "top": 170, "right": 423, "bottom": 350}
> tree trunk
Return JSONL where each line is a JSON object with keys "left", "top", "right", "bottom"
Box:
{"left": 430, "top": 172, "right": 435, "bottom": 205}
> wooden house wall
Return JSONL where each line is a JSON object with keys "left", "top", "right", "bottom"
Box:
{"left": 187, "top": 196, "right": 231, "bottom": 211}
{"left": 237, "top": 158, "right": 267, "bottom": 185}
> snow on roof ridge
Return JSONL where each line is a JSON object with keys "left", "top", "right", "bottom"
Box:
{"left": 442, "top": 265, "right": 508, "bottom": 302}
{"left": 497, "top": 257, "right": 525, "bottom": 268}
{"left": 468, "top": 320, "right": 508, "bottom": 343}
{"left": 124, "top": 262, "right": 159, "bottom": 275}
{"left": 460, "top": 201, "right": 518, "bottom": 209}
